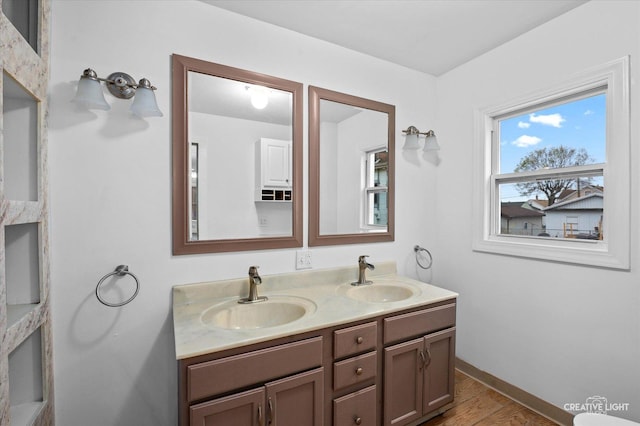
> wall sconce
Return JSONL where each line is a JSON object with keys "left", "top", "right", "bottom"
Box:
{"left": 72, "top": 68, "right": 163, "bottom": 117}
{"left": 402, "top": 126, "right": 440, "bottom": 151}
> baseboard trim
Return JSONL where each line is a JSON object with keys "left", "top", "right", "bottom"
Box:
{"left": 455, "top": 357, "right": 574, "bottom": 426}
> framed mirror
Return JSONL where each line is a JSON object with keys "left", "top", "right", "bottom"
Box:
{"left": 172, "top": 54, "right": 303, "bottom": 254}
{"left": 308, "top": 86, "right": 395, "bottom": 246}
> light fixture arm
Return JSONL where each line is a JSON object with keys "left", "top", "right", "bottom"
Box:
{"left": 401, "top": 125, "right": 435, "bottom": 137}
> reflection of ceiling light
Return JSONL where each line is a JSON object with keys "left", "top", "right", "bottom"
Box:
{"left": 247, "top": 85, "right": 269, "bottom": 109}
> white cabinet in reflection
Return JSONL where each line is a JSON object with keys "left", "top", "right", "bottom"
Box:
{"left": 255, "top": 138, "right": 292, "bottom": 202}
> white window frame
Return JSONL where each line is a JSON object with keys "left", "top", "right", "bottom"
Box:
{"left": 472, "top": 57, "right": 630, "bottom": 269}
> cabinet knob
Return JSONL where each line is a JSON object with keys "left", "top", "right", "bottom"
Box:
{"left": 355, "top": 336, "right": 364, "bottom": 344}
{"left": 354, "top": 416, "right": 362, "bottom": 425}
{"left": 355, "top": 367, "right": 363, "bottom": 375}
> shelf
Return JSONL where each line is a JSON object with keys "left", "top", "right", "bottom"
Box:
{"left": 1, "top": 1, "right": 51, "bottom": 422}
{"left": 9, "top": 401, "right": 44, "bottom": 426}
{"left": 2, "top": 72, "right": 39, "bottom": 202}
{"left": 4, "top": 222, "right": 40, "bottom": 300}
{"left": 8, "top": 327, "right": 44, "bottom": 422}
{"left": 6, "top": 303, "right": 39, "bottom": 329}
{"left": 1, "top": 0, "right": 39, "bottom": 54}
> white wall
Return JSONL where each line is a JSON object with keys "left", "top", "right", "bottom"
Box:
{"left": 189, "top": 113, "right": 292, "bottom": 239}
{"left": 48, "top": 1, "right": 437, "bottom": 424}
{"left": 435, "top": 0, "right": 640, "bottom": 421}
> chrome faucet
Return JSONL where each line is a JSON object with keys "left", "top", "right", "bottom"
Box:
{"left": 351, "top": 255, "right": 375, "bottom": 286}
{"left": 238, "top": 265, "right": 268, "bottom": 304}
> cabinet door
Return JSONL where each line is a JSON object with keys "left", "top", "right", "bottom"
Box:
{"left": 422, "top": 327, "right": 456, "bottom": 414}
{"left": 383, "top": 338, "right": 423, "bottom": 426}
{"left": 265, "top": 367, "right": 324, "bottom": 426}
{"left": 190, "top": 387, "right": 265, "bottom": 426}
{"left": 262, "top": 138, "right": 291, "bottom": 188}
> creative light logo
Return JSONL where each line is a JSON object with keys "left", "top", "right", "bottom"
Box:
{"left": 564, "top": 396, "right": 630, "bottom": 415}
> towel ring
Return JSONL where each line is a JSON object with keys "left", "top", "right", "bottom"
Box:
{"left": 96, "top": 265, "right": 140, "bottom": 307}
{"left": 414, "top": 245, "right": 433, "bottom": 270}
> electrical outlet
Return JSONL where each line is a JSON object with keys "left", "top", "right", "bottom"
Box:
{"left": 296, "top": 250, "right": 312, "bottom": 270}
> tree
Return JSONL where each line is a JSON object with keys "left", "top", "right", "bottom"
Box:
{"left": 514, "top": 146, "right": 593, "bottom": 206}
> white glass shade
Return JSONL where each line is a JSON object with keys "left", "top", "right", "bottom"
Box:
{"left": 249, "top": 86, "right": 269, "bottom": 109}
{"left": 423, "top": 133, "right": 440, "bottom": 151}
{"left": 402, "top": 133, "right": 420, "bottom": 150}
{"left": 130, "top": 86, "right": 163, "bottom": 117}
{"left": 73, "top": 76, "right": 110, "bottom": 110}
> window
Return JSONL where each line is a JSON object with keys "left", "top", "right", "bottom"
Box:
{"left": 364, "top": 148, "right": 388, "bottom": 230}
{"left": 473, "top": 57, "right": 630, "bottom": 269}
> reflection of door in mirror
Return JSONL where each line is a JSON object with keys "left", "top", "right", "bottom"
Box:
{"left": 309, "top": 86, "right": 395, "bottom": 247}
{"left": 172, "top": 54, "right": 303, "bottom": 254}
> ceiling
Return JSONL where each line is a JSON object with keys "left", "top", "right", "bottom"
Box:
{"left": 203, "top": 0, "right": 588, "bottom": 76}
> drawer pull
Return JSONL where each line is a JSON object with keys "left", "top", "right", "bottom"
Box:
{"left": 258, "top": 403, "right": 264, "bottom": 426}
{"left": 267, "top": 397, "right": 274, "bottom": 425}
{"left": 354, "top": 416, "right": 362, "bottom": 425}
{"left": 356, "top": 336, "right": 364, "bottom": 344}
{"left": 355, "top": 367, "right": 363, "bottom": 376}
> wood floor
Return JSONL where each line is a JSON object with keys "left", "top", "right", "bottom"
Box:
{"left": 420, "top": 370, "right": 560, "bottom": 426}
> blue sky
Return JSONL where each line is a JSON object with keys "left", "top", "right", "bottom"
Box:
{"left": 498, "top": 93, "right": 606, "bottom": 202}
{"left": 499, "top": 93, "right": 606, "bottom": 173}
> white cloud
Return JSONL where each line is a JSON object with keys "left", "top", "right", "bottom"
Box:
{"left": 517, "top": 121, "right": 530, "bottom": 129}
{"left": 584, "top": 109, "right": 594, "bottom": 115}
{"left": 512, "top": 135, "right": 542, "bottom": 148}
{"left": 529, "top": 112, "right": 565, "bottom": 128}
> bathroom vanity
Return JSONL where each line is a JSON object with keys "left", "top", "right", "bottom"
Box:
{"left": 173, "top": 263, "right": 457, "bottom": 426}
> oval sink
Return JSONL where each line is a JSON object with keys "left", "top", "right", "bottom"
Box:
{"left": 339, "top": 283, "right": 419, "bottom": 303}
{"left": 200, "top": 296, "right": 316, "bottom": 330}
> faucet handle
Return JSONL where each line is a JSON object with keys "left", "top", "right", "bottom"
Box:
{"left": 248, "top": 265, "right": 260, "bottom": 275}
{"left": 358, "top": 255, "right": 369, "bottom": 263}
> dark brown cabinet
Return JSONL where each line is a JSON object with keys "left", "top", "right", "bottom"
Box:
{"left": 190, "top": 387, "right": 264, "bottom": 426}
{"left": 333, "top": 385, "right": 377, "bottom": 426}
{"left": 383, "top": 328, "right": 456, "bottom": 426}
{"left": 178, "top": 300, "right": 456, "bottom": 426}
{"left": 190, "top": 368, "right": 324, "bottom": 426}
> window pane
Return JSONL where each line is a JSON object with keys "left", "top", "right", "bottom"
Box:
{"left": 367, "top": 191, "right": 387, "bottom": 226}
{"left": 499, "top": 174, "right": 603, "bottom": 239}
{"left": 373, "top": 151, "right": 388, "bottom": 187}
{"left": 499, "top": 93, "right": 606, "bottom": 174}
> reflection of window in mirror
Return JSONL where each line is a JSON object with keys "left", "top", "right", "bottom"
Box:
{"left": 308, "top": 85, "right": 394, "bottom": 247}
{"left": 364, "top": 148, "right": 388, "bottom": 230}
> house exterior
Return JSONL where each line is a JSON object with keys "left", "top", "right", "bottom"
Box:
{"left": 500, "top": 202, "right": 545, "bottom": 236}
{"left": 543, "top": 193, "right": 603, "bottom": 239}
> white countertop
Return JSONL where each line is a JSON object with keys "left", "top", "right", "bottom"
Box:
{"left": 172, "top": 262, "right": 458, "bottom": 360}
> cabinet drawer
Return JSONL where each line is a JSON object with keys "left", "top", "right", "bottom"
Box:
{"left": 333, "top": 351, "right": 377, "bottom": 391}
{"left": 334, "top": 322, "right": 377, "bottom": 359}
{"left": 383, "top": 303, "right": 456, "bottom": 344}
{"left": 334, "top": 385, "right": 377, "bottom": 426}
{"left": 187, "top": 336, "right": 322, "bottom": 402}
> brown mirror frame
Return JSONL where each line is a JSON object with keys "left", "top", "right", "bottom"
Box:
{"left": 308, "top": 86, "right": 395, "bottom": 246}
{"left": 172, "top": 54, "right": 303, "bottom": 254}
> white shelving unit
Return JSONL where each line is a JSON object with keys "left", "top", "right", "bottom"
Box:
{"left": 1, "top": 0, "right": 53, "bottom": 424}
